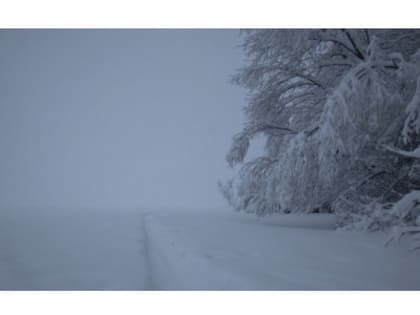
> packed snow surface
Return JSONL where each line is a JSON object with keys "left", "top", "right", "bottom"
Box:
{"left": 1, "top": 208, "right": 419, "bottom": 290}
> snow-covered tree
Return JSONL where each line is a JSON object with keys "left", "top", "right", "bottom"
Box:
{"left": 225, "top": 30, "right": 373, "bottom": 215}
{"left": 227, "top": 30, "right": 371, "bottom": 167}
{"left": 222, "top": 29, "right": 420, "bottom": 231}
{"left": 335, "top": 39, "right": 420, "bottom": 231}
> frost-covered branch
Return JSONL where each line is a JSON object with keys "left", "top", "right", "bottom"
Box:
{"left": 382, "top": 145, "right": 420, "bottom": 159}
{"left": 226, "top": 122, "right": 297, "bottom": 167}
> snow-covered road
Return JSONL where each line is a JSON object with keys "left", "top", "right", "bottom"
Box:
{"left": 145, "top": 210, "right": 420, "bottom": 290}
{"left": 1, "top": 208, "right": 419, "bottom": 290}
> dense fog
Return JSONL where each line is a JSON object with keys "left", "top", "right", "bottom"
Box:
{"left": 0, "top": 29, "right": 247, "bottom": 210}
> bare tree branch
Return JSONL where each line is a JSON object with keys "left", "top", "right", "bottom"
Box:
{"left": 343, "top": 29, "right": 366, "bottom": 60}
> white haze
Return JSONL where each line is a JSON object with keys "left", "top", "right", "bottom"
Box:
{"left": 0, "top": 29, "right": 254, "bottom": 210}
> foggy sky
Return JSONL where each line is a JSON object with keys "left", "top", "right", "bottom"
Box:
{"left": 0, "top": 29, "right": 249, "bottom": 209}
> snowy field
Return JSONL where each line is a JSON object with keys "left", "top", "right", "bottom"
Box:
{"left": 1, "top": 208, "right": 419, "bottom": 290}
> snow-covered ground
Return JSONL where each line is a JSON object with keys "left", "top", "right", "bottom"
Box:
{"left": 0, "top": 208, "right": 152, "bottom": 290}
{"left": 145, "top": 209, "right": 420, "bottom": 290}
{"left": 1, "top": 208, "right": 419, "bottom": 290}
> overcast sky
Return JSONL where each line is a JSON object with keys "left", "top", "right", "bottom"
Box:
{"left": 0, "top": 29, "right": 250, "bottom": 210}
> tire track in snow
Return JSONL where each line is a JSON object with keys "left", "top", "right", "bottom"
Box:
{"left": 138, "top": 211, "right": 157, "bottom": 290}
